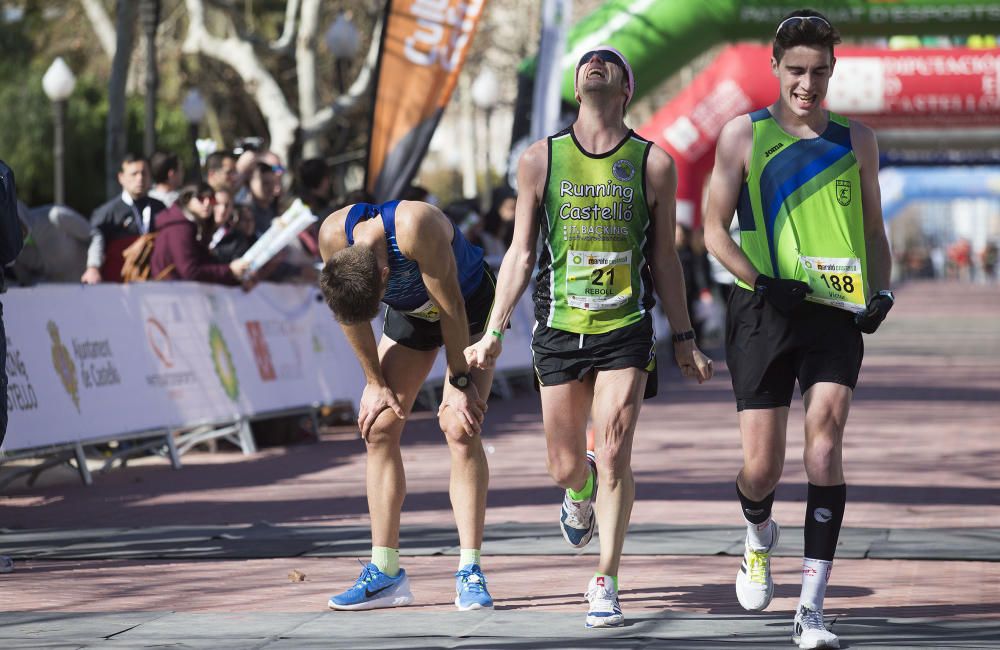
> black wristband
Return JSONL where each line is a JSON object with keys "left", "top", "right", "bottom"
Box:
{"left": 671, "top": 329, "right": 696, "bottom": 343}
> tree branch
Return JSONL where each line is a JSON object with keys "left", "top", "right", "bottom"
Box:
{"left": 301, "top": 14, "right": 383, "bottom": 136}
{"left": 182, "top": 0, "right": 299, "bottom": 163}
{"left": 80, "top": 0, "right": 117, "bottom": 58}
{"left": 270, "top": 0, "right": 300, "bottom": 53}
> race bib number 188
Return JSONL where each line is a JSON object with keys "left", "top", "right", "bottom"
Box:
{"left": 799, "top": 255, "right": 866, "bottom": 314}
{"left": 566, "top": 249, "right": 632, "bottom": 311}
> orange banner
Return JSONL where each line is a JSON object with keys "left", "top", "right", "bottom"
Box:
{"left": 366, "top": 0, "right": 487, "bottom": 201}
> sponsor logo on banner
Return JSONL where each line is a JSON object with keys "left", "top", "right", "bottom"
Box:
{"left": 6, "top": 336, "right": 38, "bottom": 413}
{"left": 245, "top": 321, "right": 276, "bottom": 382}
{"left": 144, "top": 317, "right": 197, "bottom": 393}
{"left": 47, "top": 321, "right": 80, "bottom": 412}
{"left": 209, "top": 323, "right": 239, "bottom": 401}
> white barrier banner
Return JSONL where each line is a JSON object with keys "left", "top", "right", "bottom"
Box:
{"left": 3, "top": 281, "right": 541, "bottom": 455}
{"left": 3, "top": 285, "right": 177, "bottom": 451}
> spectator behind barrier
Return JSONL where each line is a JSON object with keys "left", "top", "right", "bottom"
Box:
{"left": 12, "top": 202, "right": 90, "bottom": 285}
{"left": 481, "top": 186, "right": 517, "bottom": 258}
{"left": 247, "top": 162, "right": 278, "bottom": 234}
{"left": 205, "top": 151, "right": 239, "bottom": 194}
{"left": 82, "top": 153, "right": 167, "bottom": 284}
{"left": 148, "top": 151, "right": 184, "bottom": 207}
{"left": 209, "top": 189, "right": 256, "bottom": 264}
{"left": 149, "top": 182, "right": 251, "bottom": 286}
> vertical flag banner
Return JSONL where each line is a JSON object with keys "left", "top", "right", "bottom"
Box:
{"left": 366, "top": 0, "right": 487, "bottom": 201}
{"left": 531, "top": 0, "right": 571, "bottom": 143}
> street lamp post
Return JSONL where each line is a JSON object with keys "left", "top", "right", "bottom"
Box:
{"left": 140, "top": 0, "right": 160, "bottom": 157}
{"left": 325, "top": 13, "right": 360, "bottom": 94}
{"left": 42, "top": 57, "right": 76, "bottom": 206}
{"left": 470, "top": 68, "right": 500, "bottom": 211}
{"left": 181, "top": 89, "right": 206, "bottom": 182}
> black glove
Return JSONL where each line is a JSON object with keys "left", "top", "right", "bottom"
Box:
{"left": 854, "top": 293, "right": 894, "bottom": 334}
{"left": 754, "top": 274, "right": 812, "bottom": 313}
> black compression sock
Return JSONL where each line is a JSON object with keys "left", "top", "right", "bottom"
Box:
{"left": 736, "top": 483, "right": 775, "bottom": 525}
{"left": 804, "top": 483, "right": 847, "bottom": 561}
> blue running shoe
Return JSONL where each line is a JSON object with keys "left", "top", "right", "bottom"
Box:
{"left": 454, "top": 564, "right": 493, "bottom": 610}
{"left": 560, "top": 451, "right": 597, "bottom": 548}
{"left": 328, "top": 561, "right": 414, "bottom": 611}
{"left": 585, "top": 575, "right": 624, "bottom": 628}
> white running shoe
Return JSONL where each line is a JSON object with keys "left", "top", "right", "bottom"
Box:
{"left": 792, "top": 603, "right": 840, "bottom": 649}
{"left": 736, "top": 520, "right": 780, "bottom": 611}
{"left": 559, "top": 451, "right": 597, "bottom": 548}
{"left": 585, "top": 575, "right": 623, "bottom": 628}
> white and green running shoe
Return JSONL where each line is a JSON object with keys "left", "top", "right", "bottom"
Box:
{"left": 736, "top": 520, "right": 780, "bottom": 611}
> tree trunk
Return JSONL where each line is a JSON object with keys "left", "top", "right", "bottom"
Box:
{"left": 297, "top": 0, "right": 321, "bottom": 159}
{"left": 106, "top": 0, "right": 137, "bottom": 199}
{"left": 183, "top": 0, "right": 299, "bottom": 165}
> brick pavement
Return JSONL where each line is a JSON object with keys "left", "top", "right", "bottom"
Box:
{"left": 1, "top": 280, "right": 998, "bottom": 647}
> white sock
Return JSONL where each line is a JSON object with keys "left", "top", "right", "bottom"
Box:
{"left": 745, "top": 518, "right": 773, "bottom": 550}
{"left": 799, "top": 557, "right": 833, "bottom": 611}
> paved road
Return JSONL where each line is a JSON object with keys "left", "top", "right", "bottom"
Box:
{"left": 1, "top": 280, "right": 998, "bottom": 648}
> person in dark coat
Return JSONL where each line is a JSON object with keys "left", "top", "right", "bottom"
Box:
{"left": 82, "top": 153, "right": 167, "bottom": 284}
{"left": 149, "top": 183, "right": 251, "bottom": 285}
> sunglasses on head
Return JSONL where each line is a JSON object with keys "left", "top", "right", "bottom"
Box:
{"left": 776, "top": 15, "right": 831, "bottom": 35}
{"left": 577, "top": 49, "right": 626, "bottom": 71}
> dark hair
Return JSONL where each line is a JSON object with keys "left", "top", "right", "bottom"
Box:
{"left": 773, "top": 9, "right": 840, "bottom": 63}
{"left": 298, "top": 158, "right": 329, "bottom": 191}
{"left": 341, "top": 189, "right": 375, "bottom": 208}
{"left": 149, "top": 151, "right": 180, "bottom": 184}
{"left": 401, "top": 185, "right": 429, "bottom": 202}
{"left": 178, "top": 181, "right": 215, "bottom": 207}
{"left": 205, "top": 151, "right": 236, "bottom": 173}
{"left": 119, "top": 152, "right": 146, "bottom": 171}
{"left": 319, "top": 245, "right": 382, "bottom": 324}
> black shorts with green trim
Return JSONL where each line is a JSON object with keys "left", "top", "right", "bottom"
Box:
{"left": 382, "top": 263, "right": 496, "bottom": 351}
{"left": 531, "top": 314, "right": 658, "bottom": 399}
{"left": 725, "top": 287, "right": 863, "bottom": 411}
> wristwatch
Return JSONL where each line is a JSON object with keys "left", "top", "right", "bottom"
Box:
{"left": 876, "top": 289, "right": 895, "bottom": 303}
{"left": 448, "top": 372, "right": 472, "bottom": 390}
{"left": 671, "top": 329, "right": 696, "bottom": 343}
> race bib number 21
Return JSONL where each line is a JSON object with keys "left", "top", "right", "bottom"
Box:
{"left": 566, "top": 249, "right": 632, "bottom": 311}
{"left": 799, "top": 255, "right": 866, "bottom": 314}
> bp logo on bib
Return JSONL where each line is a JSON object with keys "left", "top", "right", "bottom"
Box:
{"left": 612, "top": 159, "right": 635, "bottom": 182}
{"left": 836, "top": 179, "right": 851, "bottom": 206}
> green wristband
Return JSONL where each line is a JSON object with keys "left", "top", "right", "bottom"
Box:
{"left": 489, "top": 329, "right": 504, "bottom": 340}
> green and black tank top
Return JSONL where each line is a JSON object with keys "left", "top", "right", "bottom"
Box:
{"left": 736, "top": 109, "right": 869, "bottom": 313}
{"left": 533, "top": 127, "right": 655, "bottom": 334}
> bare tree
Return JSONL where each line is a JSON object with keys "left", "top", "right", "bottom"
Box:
{"left": 106, "top": 0, "right": 136, "bottom": 198}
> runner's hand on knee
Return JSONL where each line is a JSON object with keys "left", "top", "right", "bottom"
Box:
{"left": 358, "top": 383, "right": 406, "bottom": 440}
{"left": 754, "top": 274, "right": 812, "bottom": 313}
{"left": 441, "top": 385, "right": 487, "bottom": 437}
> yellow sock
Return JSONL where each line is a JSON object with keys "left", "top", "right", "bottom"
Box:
{"left": 459, "top": 548, "right": 481, "bottom": 569}
{"left": 371, "top": 546, "right": 399, "bottom": 577}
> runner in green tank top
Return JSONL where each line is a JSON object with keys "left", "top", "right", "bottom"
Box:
{"left": 466, "top": 46, "right": 712, "bottom": 629}
{"left": 703, "top": 10, "right": 894, "bottom": 650}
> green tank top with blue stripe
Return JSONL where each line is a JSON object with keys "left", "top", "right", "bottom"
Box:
{"left": 736, "top": 109, "right": 869, "bottom": 313}
{"left": 534, "top": 127, "right": 655, "bottom": 334}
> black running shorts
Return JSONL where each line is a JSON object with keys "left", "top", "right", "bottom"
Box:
{"left": 382, "top": 264, "right": 496, "bottom": 351}
{"left": 531, "top": 314, "right": 658, "bottom": 399}
{"left": 726, "top": 287, "right": 863, "bottom": 411}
